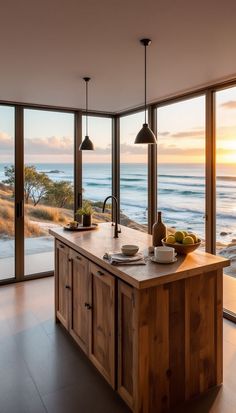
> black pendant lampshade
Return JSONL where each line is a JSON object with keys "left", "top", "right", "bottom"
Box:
{"left": 79, "top": 77, "right": 94, "bottom": 151}
{"left": 134, "top": 39, "right": 157, "bottom": 145}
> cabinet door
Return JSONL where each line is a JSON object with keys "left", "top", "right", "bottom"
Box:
{"left": 69, "top": 250, "right": 90, "bottom": 354}
{"left": 118, "top": 280, "right": 137, "bottom": 410}
{"left": 89, "top": 262, "right": 115, "bottom": 388}
{"left": 55, "top": 240, "right": 70, "bottom": 329}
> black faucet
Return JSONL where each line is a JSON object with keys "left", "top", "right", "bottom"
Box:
{"left": 102, "top": 196, "right": 121, "bottom": 238}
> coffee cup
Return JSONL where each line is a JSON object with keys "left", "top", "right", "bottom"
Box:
{"left": 154, "top": 246, "right": 175, "bottom": 262}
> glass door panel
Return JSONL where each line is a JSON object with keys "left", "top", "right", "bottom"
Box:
{"left": 24, "top": 109, "right": 75, "bottom": 276}
{"left": 120, "top": 111, "right": 148, "bottom": 232}
{"left": 216, "top": 86, "right": 236, "bottom": 316}
{"left": 0, "top": 106, "right": 15, "bottom": 281}
{"left": 82, "top": 116, "right": 112, "bottom": 223}
{"left": 157, "top": 96, "right": 206, "bottom": 247}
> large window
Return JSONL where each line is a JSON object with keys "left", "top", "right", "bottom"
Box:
{"left": 120, "top": 111, "right": 148, "bottom": 232}
{"left": 157, "top": 96, "right": 206, "bottom": 244}
{"left": 0, "top": 106, "right": 15, "bottom": 281}
{"left": 24, "top": 109, "right": 75, "bottom": 276}
{"left": 216, "top": 86, "right": 236, "bottom": 315}
{"left": 82, "top": 116, "right": 112, "bottom": 223}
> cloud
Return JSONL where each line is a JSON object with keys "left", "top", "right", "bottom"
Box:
{"left": 92, "top": 144, "right": 111, "bottom": 155}
{"left": 171, "top": 130, "right": 205, "bottom": 138}
{"left": 24, "top": 136, "right": 73, "bottom": 154}
{"left": 0, "top": 132, "right": 14, "bottom": 151}
{"left": 158, "top": 143, "right": 204, "bottom": 156}
{"left": 220, "top": 101, "right": 236, "bottom": 110}
{"left": 157, "top": 131, "right": 170, "bottom": 136}
{"left": 120, "top": 142, "right": 147, "bottom": 155}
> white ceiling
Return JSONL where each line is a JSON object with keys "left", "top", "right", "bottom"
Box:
{"left": 0, "top": 0, "right": 236, "bottom": 113}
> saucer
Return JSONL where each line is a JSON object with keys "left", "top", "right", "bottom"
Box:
{"left": 151, "top": 257, "right": 177, "bottom": 264}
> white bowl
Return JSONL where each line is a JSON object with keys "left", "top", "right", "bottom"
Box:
{"left": 121, "top": 244, "right": 139, "bottom": 256}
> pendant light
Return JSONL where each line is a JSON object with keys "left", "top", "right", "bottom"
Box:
{"left": 79, "top": 77, "right": 94, "bottom": 150}
{"left": 134, "top": 39, "right": 157, "bottom": 144}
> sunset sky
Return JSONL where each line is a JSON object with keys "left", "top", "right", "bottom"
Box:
{"left": 0, "top": 86, "right": 236, "bottom": 164}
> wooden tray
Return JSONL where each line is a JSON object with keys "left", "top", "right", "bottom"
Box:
{"left": 64, "top": 223, "right": 98, "bottom": 231}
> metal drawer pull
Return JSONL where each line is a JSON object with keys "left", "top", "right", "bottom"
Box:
{"left": 59, "top": 244, "right": 65, "bottom": 249}
{"left": 65, "top": 285, "right": 70, "bottom": 289}
{"left": 68, "top": 258, "right": 72, "bottom": 262}
{"left": 97, "top": 270, "right": 104, "bottom": 276}
{"left": 76, "top": 256, "right": 82, "bottom": 260}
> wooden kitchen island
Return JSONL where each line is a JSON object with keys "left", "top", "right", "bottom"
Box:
{"left": 50, "top": 223, "right": 230, "bottom": 413}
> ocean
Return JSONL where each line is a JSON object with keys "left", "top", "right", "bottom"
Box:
{"left": 1, "top": 162, "right": 236, "bottom": 243}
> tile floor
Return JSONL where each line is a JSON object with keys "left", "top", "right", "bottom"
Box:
{"left": 0, "top": 277, "right": 235, "bottom": 413}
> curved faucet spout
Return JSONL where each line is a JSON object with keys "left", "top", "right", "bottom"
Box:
{"left": 102, "top": 195, "right": 121, "bottom": 238}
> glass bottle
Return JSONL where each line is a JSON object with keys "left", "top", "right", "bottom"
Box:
{"left": 152, "top": 211, "right": 167, "bottom": 247}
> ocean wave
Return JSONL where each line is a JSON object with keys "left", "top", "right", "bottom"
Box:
{"left": 217, "top": 176, "right": 236, "bottom": 181}
{"left": 159, "top": 188, "right": 204, "bottom": 196}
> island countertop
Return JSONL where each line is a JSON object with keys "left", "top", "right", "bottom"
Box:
{"left": 49, "top": 223, "right": 230, "bottom": 289}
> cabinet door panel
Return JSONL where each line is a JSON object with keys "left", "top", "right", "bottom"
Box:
{"left": 89, "top": 262, "right": 115, "bottom": 388}
{"left": 69, "top": 250, "right": 90, "bottom": 354}
{"left": 118, "top": 280, "right": 136, "bottom": 409}
{"left": 55, "top": 241, "right": 70, "bottom": 329}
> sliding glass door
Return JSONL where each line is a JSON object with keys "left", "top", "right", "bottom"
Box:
{"left": 156, "top": 96, "right": 206, "bottom": 246}
{"left": 0, "top": 106, "right": 15, "bottom": 281}
{"left": 215, "top": 86, "right": 236, "bottom": 316}
{"left": 24, "top": 109, "right": 75, "bottom": 276}
{"left": 120, "top": 111, "right": 148, "bottom": 232}
{"left": 82, "top": 115, "right": 112, "bottom": 222}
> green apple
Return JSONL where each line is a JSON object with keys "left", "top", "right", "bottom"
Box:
{"left": 183, "top": 236, "right": 194, "bottom": 245}
{"left": 166, "top": 235, "right": 176, "bottom": 244}
{"left": 188, "top": 233, "right": 198, "bottom": 243}
{"left": 175, "top": 231, "right": 185, "bottom": 243}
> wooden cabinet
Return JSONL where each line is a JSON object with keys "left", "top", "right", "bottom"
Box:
{"left": 89, "top": 262, "right": 115, "bottom": 388}
{"left": 69, "top": 249, "right": 90, "bottom": 354}
{"left": 55, "top": 240, "right": 70, "bottom": 329}
{"left": 55, "top": 241, "right": 115, "bottom": 388}
{"left": 117, "top": 281, "right": 136, "bottom": 410}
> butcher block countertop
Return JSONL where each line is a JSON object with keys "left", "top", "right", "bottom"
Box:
{"left": 49, "top": 223, "right": 230, "bottom": 289}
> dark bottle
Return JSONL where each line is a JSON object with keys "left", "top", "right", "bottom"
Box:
{"left": 152, "top": 211, "right": 167, "bottom": 247}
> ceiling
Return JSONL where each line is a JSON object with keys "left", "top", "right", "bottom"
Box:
{"left": 0, "top": 0, "right": 236, "bottom": 113}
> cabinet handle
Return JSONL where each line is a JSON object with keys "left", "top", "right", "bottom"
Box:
{"left": 65, "top": 285, "right": 71, "bottom": 289}
{"left": 68, "top": 258, "right": 72, "bottom": 262}
{"left": 59, "top": 244, "right": 65, "bottom": 249}
{"left": 76, "top": 256, "right": 82, "bottom": 261}
{"left": 84, "top": 302, "right": 92, "bottom": 310}
{"left": 97, "top": 270, "right": 104, "bottom": 276}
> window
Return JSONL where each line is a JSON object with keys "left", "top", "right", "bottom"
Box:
{"left": 82, "top": 116, "right": 112, "bottom": 222}
{"left": 0, "top": 106, "right": 15, "bottom": 280}
{"left": 216, "top": 86, "right": 236, "bottom": 315}
{"left": 120, "top": 111, "right": 148, "bottom": 232}
{"left": 157, "top": 96, "right": 206, "bottom": 244}
{"left": 24, "top": 109, "right": 75, "bottom": 276}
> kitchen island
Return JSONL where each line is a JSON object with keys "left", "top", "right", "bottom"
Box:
{"left": 50, "top": 223, "right": 230, "bottom": 413}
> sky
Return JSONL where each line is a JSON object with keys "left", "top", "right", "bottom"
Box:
{"left": 0, "top": 86, "right": 236, "bottom": 164}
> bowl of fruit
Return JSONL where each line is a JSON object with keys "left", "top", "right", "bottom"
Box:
{"left": 162, "top": 231, "right": 201, "bottom": 255}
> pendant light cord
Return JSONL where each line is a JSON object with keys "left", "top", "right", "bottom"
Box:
{"left": 144, "top": 43, "right": 147, "bottom": 124}
{"left": 86, "top": 80, "right": 88, "bottom": 136}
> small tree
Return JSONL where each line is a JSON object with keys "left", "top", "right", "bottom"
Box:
{"left": 4, "top": 165, "right": 52, "bottom": 206}
{"left": 46, "top": 181, "right": 73, "bottom": 208}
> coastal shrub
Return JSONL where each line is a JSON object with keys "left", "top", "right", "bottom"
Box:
{"left": 29, "top": 206, "right": 59, "bottom": 221}
{"left": 45, "top": 181, "right": 73, "bottom": 208}
{"left": 24, "top": 219, "right": 46, "bottom": 237}
{"left": 27, "top": 205, "right": 66, "bottom": 223}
